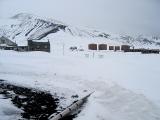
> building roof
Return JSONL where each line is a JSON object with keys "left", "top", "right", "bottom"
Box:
{"left": 0, "top": 36, "right": 17, "bottom": 46}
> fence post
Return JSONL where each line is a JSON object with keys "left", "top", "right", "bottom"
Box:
{"left": 93, "top": 52, "right": 95, "bottom": 58}
{"left": 62, "top": 43, "right": 65, "bottom": 56}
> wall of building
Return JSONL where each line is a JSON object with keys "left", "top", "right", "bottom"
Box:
{"left": 28, "top": 40, "right": 50, "bottom": 52}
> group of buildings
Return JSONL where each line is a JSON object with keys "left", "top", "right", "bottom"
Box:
{"left": 88, "top": 43, "right": 160, "bottom": 54}
{"left": 0, "top": 36, "right": 50, "bottom": 52}
{"left": 0, "top": 36, "right": 159, "bottom": 54}
{"left": 88, "top": 43, "right": 131, "bottom": 51}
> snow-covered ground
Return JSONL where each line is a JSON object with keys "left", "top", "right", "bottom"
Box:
{"left": 0, "top": 14, "right": 160, "bottom": 119}
{"left": 0, "top": 94, "right": 22, "bottom": 120}
{"left": 0, "top": 49, "right": 160, "bottom": 120}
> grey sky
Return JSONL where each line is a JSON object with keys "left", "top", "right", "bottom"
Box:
{"left": 0, "top": 0, "right": 160, "bottom": 35}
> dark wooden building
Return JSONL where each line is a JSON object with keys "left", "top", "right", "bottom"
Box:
{"left": 141, "top": 49, "right": 159, "bottom": 54}
{"left": 115, "top": 46, "right": 120, "bottom": 51}
{"left": 98, "top": 44, "right": 107, "bottom": 50}
{"left": 16, "top": 46, "right": 28, "bottom": 51}
{"left": 28, "top": 40, "right": 50, "bottom": 52}
{"left": 109, "top": 46, "right": 114, "bottom": 50}
{"left": 121, "top": 47, "right": 159, "bottom": 54}
{"left": 0, "top": 36, "right": 17, "bottom": 50}
{"left": 88, "top": 44, "right": 97, "bottom": 50}
{"left": 121, "top": 45, "right": 130, "bottom": 52}
{"left": 4, "top": 46, "right": 16, "bottom": 50}
{"left": 127, "top": 48, "right": 143, "bottom": 52}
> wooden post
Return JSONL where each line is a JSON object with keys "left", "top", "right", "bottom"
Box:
{"left": 93, "top": 52, "right": 95, "bottom": 58}
{"left": 62, "top": 43, "right": 65, "bottom": 56}
{"left": 48, "top": 92, "right": 94, "bottom": 120}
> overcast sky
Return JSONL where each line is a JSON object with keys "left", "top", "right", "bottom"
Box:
{"left": 0, "top": 0, "right": 160, "bottom": 35}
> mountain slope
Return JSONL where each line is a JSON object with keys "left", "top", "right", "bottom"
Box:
{"left": 0, "top": 13, "right": 67, "bottom": 40}
{"left": 0, "top": 13, "right": 160, "bottom": 48}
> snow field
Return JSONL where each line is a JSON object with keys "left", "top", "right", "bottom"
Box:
{"left": 0, "top": 50, "right": 160, "bottom": 120}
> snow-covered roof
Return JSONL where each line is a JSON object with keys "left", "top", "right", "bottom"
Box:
{"left": 0, "top": 44, "right": 7, "bottom": 47}
{"left": 32, "top": 39, "right": 49, "bottom": 42}
{"left": 15, "top": 40, "right": 27, "bottom": 46}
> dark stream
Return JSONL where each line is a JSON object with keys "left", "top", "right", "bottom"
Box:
{"left": 0, "top": 80, "right": 77, "bottom": 120}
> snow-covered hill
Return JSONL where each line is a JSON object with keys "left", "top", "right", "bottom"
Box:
{"left": 0, "top": 13, "right": 160, "bottom": 48}
{"left": 0, "top": 13, "right": 97, "bottom": 40}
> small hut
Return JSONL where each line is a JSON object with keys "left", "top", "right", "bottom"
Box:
{"left": 98, "top": 44, "right": 107, "bottom": 50}
{"left": 121, "top": 45, "right": 130, "bottom": 52}
{"left": 88, "top": 44, "right": 97, "bottom": 50}
{"left": 115, "top": 46, "right": 120, "bottom": 51}
{"left": 109, "top": 46, "right": 114, "bottom": 50}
